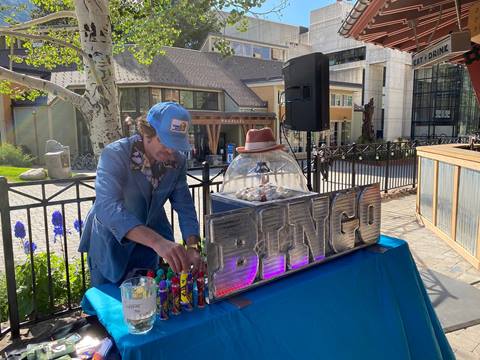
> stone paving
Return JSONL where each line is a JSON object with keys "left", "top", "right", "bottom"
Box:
{"left": 381, "top": 195, "right": 480, "bottom": 360}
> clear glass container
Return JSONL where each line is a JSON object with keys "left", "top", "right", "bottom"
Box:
{"left": 121, "top": 276, "right": 157, "bottom": 335}
{"left": 221, "top": 150, "right": 308, "bottom": 202}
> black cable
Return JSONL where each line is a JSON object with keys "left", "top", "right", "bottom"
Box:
{"left": 280, "top": 116, "right": 308, "bottom": 181}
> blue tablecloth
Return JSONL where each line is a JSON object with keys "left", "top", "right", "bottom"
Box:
{"left": 82, "top": 236, "right": 454, "bottom": 360}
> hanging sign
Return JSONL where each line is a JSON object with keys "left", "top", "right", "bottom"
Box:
{"left": 205, "top": 183, "right": 381, "bottom": 302}
{"left": 412, "top": 31, "right": 471, "bottom": 69}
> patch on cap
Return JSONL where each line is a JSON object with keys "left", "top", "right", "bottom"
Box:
{"left": 170, "top": 118, "right": 189, "bottom": 133}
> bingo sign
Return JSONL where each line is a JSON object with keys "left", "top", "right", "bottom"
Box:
{"left": 205, "top": 183, "right": 381, "bottom": 302}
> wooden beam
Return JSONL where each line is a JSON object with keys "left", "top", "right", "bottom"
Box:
{"left": 348, "top": 0, "right": 387, "bottom": 38}
{"left": 432, "top": 160, "right": 439, "bottom": 226}
{"left": 206, "top": 124, "right": 213, "bottom": 154}
{"left": 362, "top": 10, "right": 466, "bottom": 47}
{"left": 361, "top": 7, "right": 459, "bottom": 41}
{"left": 420, "top": 214, "right": 480, "bottom": 269}
{"left": 451, "top": 166, "right": 460, "bottom": 242}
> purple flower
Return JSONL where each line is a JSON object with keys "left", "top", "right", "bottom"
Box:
{"left": 53, "top": 226, "right": 63, "bottom": 243}
{"left": 23, "top": 240, "right": 37, "bottom": 255}
{"left": 51, "top": 211, "right": 63, "bottom": 227}
{"left": 14, "top": 221, "right": 26, "bottom": 239}
{"left": 73, "top": 219, "right": 83, "bottom": 233}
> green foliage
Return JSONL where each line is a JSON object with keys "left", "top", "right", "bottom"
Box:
{"left": 0, "top": 80, "right": 46, "bottom": 102}
{"left": 0, "top": 143, "right": 34, "bottom": 167}
{"left": 0, "top": 0, "right": 273, "bottom": 98}
{"left": 0, "top": 166, "right": 32, "bottom": 182}
{"left": 0, "top": 274, "right": 8, "bottom": 323}
{"left": 0, "top": 253, "right": 90, "bottom": 322}
{"left": 171, "top": 1, "right": 221, "bottom": 50}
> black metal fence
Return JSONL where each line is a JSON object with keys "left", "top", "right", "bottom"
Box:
{"left": 0, "top": 137, "right": 468, "bottom": 338}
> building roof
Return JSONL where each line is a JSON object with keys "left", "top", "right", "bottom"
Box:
{"left": 338, "top": 0, "right": 478, "bottom": 55}
{"left": 50, "top": 47, "right": 285, "bottom": 108}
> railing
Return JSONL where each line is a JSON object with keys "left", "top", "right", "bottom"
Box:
{"left": 0, "top": 163, "right": 225, "bottom": 339}
{"left": 297, "top": 137, "right": 469, "bottom": 194}
{"left": 0, "top": 137, "right": 469, "bottom": 339}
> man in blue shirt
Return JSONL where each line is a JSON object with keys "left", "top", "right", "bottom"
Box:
{"left": 79, "top": 102, "right": 202, "bottom": 286}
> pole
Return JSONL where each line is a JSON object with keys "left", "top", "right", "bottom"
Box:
{"left": 201, "top": 161, "right": 210, "bottom": 237}
{"left": 306, "top": 131, "right": 312, "bottom": 191}
{"left": 0, "top": 177, "right": 20, "bottom": 338}
{"left": 33, "top": 110, "right": 39, "bottom": 164}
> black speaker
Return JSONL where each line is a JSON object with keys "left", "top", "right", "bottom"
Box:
{"left": 282, "top": 52, "right": 330, "bottom": 131}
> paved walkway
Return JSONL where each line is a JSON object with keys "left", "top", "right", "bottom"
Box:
{"left": 381, "top": 195, "right": 480, "bottom": 360}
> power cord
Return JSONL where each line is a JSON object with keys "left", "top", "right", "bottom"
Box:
{"left": 280, "top": 114, "right": 308, "bottom": 181}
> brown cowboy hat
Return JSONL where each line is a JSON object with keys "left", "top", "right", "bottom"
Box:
{"left": 237, "top": 127, "right": 285, "bottom": 153}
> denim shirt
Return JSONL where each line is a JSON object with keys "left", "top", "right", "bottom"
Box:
{"left": 78, "top": 136, "right": 200, "bottom": 284}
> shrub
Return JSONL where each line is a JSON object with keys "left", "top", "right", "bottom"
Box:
{"left": 0, "top": 143, "right": 34, "bottom": 167}
{"left": 0, "top": 253, "right": 90, "bottom": 323}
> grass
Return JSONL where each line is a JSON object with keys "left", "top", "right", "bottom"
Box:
{"left": 0, "top": 166, "right": 34, "bottom": 182}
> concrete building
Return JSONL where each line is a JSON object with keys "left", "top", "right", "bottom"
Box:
{"left": 203, "top": 12, "right": 312, "bottom": 61}
{"left": 223, "top": 1, "right": 414, "bottom": 142}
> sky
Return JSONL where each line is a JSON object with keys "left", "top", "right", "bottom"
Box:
{"left": 253, "top": 0, "right": 341, "bottom": 27}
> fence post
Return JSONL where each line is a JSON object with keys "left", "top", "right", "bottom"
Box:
{"left": 202, "top": 161, "right": 211, "bottom": 219}
{"left": 351, "top": 143, "right": 357, "bottom": 188}
{"left": 384, "top": 141, "right": 391, "bottom": 193}
{"left": 0, "top": 177, "right": 20, "bottom": 338}
{"left": 412, "top": 140, "right": 417, "bottom": 189}
{"left": 313, "top": 154, "right": 320, "bottom": 193}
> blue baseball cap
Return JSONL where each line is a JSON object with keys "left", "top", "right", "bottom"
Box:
{"left": 146, "top": 102, "right": 192, "bottom": 152}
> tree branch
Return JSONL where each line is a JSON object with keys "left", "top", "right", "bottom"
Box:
{"left": 0, "top": 29, "right": 85, "bottom": 57}
{"left": 0, "top": 29, "right": 106, "bottom": 92}
{"left": 8, "top": 11, "right": 77, "bottom": 31}
{"left": 0, "top": 65, "right": 90, "bottom": 112}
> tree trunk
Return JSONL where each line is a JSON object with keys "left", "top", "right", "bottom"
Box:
{"left": 75, "top": 0, "right": 121, "bottom": 156}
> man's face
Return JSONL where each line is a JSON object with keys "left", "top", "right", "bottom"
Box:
{"left": 144, "top": 136, "right": 176, "bottom": 162}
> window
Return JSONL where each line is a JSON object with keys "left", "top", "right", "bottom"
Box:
{"left": 120, "top": 88, "right": 136, "bottom": 112}
{"left": 272, "top": 48, "right": 284, "bottom": 61}
{"left": 151, "top": 88, "right": 162, "bottom": 104}
{"left": 253, "top": 45, "right": 271, "bottom": 60}
{"left": 138, "top": 88, "right": 149, "bottom": 114}
{"left": 195, "top": 91, "right": 219, "bottom": 110}
{"left": 335, "top": 95, "right": 341, "bottom": 107}
{"left": 231, "top": 41, "right": 253, "bottom": 57}
{"left": 163, "top": 89, "right": 180, "bottom": 102}
{"left": 180, "top": 91, "right": 194, "bottom": 109}
{"left": 342, "top": 95, "right": 353, "bottom": 107}
{"left": 330, "top": 94, "right": 336, "bottom": 106}
{"left": 412, "top": 63, "right": 480, "bottom": 138}
{"left": 327, "top": 47, "right": 366, "bottom": 66}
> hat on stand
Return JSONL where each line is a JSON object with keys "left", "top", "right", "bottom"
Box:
{"left": 237, "top": 127, "right": 285, "bottom": 153}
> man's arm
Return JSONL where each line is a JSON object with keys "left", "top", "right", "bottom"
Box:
{"left": 125, "top": 225, "right": 189, "bottom": 273}
{"left": 169, "top": 160, "right": 204, "bottom": 272}
{"left": 96, "top": 147, "right": 189, "bottom": 273}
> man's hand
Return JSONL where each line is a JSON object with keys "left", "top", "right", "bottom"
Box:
{"left": 154, "top": 239, "right": 189, "bottom": 273}
{"left": 186, "top": 247, "right": 205, "bottom": 274}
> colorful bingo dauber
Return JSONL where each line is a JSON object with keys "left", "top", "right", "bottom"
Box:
{"left": 180, "top": 272, "right": 193, "bottom": 311}
{"left": 196, "top": 272, "right": 206, "bottom": 308}
{"left": 171, "top": 276, "right": 181, "bottom": 315}
{"left": 158, "top": 280, "right": 169, "bottom": 320}
{"left": 187, "top": 274, "right": 194, "bottom": 306}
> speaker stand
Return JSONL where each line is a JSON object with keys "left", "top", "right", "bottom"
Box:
{"left": 306, "top": 131, "right": 312, "bottom": 191}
